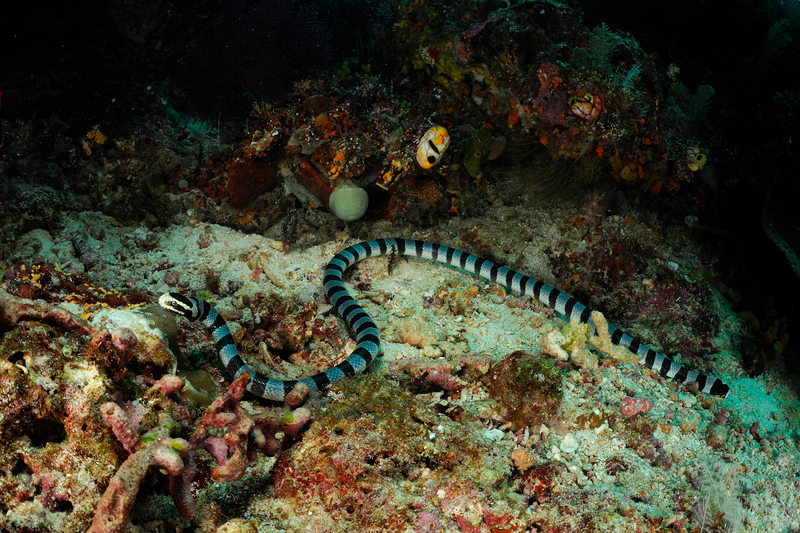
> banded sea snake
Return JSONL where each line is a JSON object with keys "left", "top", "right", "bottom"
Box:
{"left": 159, "top": 238, "right": 730, "bottom": 400}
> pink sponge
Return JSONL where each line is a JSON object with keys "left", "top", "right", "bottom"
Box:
{"left": 620, "top": 396, "right": 654, "bottom": 417}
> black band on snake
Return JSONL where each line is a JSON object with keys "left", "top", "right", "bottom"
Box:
{"left": 159, "top": 238, "right": 730, "bottom": 400}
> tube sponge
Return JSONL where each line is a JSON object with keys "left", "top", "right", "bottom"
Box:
{"left": 329, "top": 184, "right": 369, "bottom": 221}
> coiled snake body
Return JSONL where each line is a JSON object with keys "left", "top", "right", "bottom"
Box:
{"left": 159, "top": 238, "right": 730, "bottom": 399}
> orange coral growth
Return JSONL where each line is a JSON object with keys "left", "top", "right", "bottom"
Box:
{"left": 86, "top": 128, "right": 107, "bottom": 145}
{"left": 293, "top": 158, "right": 334, "bottom": 209}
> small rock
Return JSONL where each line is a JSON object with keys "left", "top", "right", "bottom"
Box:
{"left": 705, "top": 425, "right": 729, "bottom": 449}
{"left": 164, "top": 270, "right": 180, "bottom": 286}
{"left": 216, "top": 518, "right": 257, "bottom": 533}
{"left": 560, "top": 433, "right": 579, "bottom": 454}
{"left": 511, "top": 448, "right": 536, "bottom": 471}
{"left": 111, "top": 328, "right": 138, "bottom": 351}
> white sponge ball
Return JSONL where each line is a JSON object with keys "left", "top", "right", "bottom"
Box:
{"left": 329, "top": 185, "right": 369, "bottom": 221}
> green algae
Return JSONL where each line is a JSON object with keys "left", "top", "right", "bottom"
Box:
{"left": 269, "top": 373, "right": 520, "bottom": 529}
{"left": 487, "top": 351, "right": 563, "bottom": 429}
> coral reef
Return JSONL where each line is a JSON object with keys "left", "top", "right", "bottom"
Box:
{"left": 486, "top": 351, "right": 563, "bottom": 429}
{"left": 0, "top": 0, "right": 739, "bottom": 245}
{"left": 133, "top": 0, "right": 733, "bottom": 232}
{"left": 90, "top": 384, "right": 190, "bottom": 533}
{"left": 0, "top": 280, "right": 315, "bottom": 532}
{"left": 2, "top": 0, "right": 800, "bottom": 530}
{"left": 0, "top": 291, "right": 118, "bottom": 532}
{"left": 89, "top": 372, "right": 311, "bottom": 532}
{"left": 0, "top": 214, "right": 797, "bottom": 531}
{"left": 549, "top": 209, "right": 721, "bottom": 366}
{"left": 270, "top": 374, "right": 523, "bottom": 532}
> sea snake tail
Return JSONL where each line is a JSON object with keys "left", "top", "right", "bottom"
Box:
{"left": 159, "top": 238, "right": 730, "bottom": 400}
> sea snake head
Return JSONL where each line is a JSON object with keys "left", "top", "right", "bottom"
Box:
{"left": 158, "top": 293, "right": 202, "bottom": 321}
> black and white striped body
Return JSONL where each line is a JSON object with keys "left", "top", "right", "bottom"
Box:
{"left": 160, "top": 238, "right": 729, "bottom": 400}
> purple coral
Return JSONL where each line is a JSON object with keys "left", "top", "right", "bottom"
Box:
{"left": 91, "top": 373, "right": 312, "bottom": 531}
{"left": 99, "top": 403, "right": 140, "bottom": 454}
{"left": 88, "top": 435, "right": 189, "bottom": 533}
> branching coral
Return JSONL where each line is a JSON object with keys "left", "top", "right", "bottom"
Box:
{"left": 90, "top": 372, "right": 312, "bottom": 532}
{"left": 0, "top": 288, "right": 312, "bottom": 532}
{"left": 88, "top": 432, "right": 189, "bottom": 533}
{"left": 179, "top": 372, "right": 310, "bottom": 491}
{"left": 539, "top": 310, "right": 638, "bottom": 370}
{"left": 586, "top": 310, "right": 640, "bottom": 365}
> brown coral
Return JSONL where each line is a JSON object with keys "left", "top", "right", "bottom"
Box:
{"left": 88, "top": 434, "right": 189, "bottom": 533}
